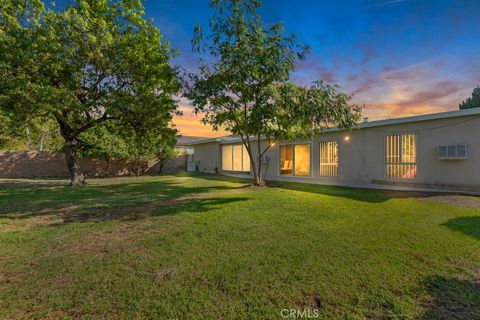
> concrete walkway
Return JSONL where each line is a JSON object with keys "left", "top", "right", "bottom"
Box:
{"left": 222, "top": 173, "right": 480, "bottom": 196}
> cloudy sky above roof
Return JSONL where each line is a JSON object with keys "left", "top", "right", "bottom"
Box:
{"left": 56, "top": 0, "right": 480, "bottom": 137}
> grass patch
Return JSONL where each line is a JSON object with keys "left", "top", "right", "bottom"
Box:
{"left": 0, "top": 173, "right": 479, "bottom": 319}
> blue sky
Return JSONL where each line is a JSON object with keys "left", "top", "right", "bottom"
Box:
{"left": 55, "top": 0, "right": 480, "bottom": 136}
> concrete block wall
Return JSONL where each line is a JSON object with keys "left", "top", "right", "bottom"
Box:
{"left": 0, "top": 151, "right": 187, "bottom": 178}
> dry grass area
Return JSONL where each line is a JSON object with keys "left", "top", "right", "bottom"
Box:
{"left": 420, "top": 194, "right": 480, "bottom": 209}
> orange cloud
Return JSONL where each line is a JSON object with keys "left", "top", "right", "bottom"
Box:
{"left": 173, "top": 99, "right": 228, "bottom": 137}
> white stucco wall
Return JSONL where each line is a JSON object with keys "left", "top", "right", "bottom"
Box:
{"left": 193, "top": 113, "right": 480, "bottom": 187}
{"left": 191, "top": 141, "right": 220, "bottom": 173}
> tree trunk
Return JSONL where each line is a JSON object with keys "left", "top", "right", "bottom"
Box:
{"left": 255, "top": 135, "right": 266, "bottom": 187}
{"left": 244, "top": 138, "right": 264, "bottom": 187}
{"left": 158, "top": 162, "right": 164, "bottom": 174}
{"left": 157, "top": 152, "right": 168, "bottom": 174}
{"left": 64, "top": 138, "right": 86, "bottom": 186}
{"left": 251, "top": 159, "right": 262, "bottom": 186}
{"left": 254, "top": 158, "right": 265, "bottom": 186}
{"left": 253, "top": 167, "right": 265, "bottom": 186}
{"left": 246, "top": 140, "right": 264, "bottom": 187}
{"left": 55, "top": 115, "right": 86, "bottom": 186}
{"left": 39, "top": 124, "right": 46, "bottom": 151}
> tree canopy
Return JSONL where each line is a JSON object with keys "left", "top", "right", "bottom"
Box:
{"left": 187, "top": 0, "right": 361, "bottom": 186}
{"left": 79, "top": 121, "right": 178, "bottom": 175}
{"left": 459, "top": 86, "right": 480, "bottom": 109}
{"left": 0, "top": 113, "right": 62, "bottom": 151}
{"left": 0, "top": 0, "right": 179, "bottom": 185}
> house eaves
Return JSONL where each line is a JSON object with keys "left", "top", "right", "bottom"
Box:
{"left": 187, "top": 108, "right": 480, "bottom": 146}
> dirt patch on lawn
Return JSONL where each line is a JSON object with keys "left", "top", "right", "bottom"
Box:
{"left": 0, "top": 195, "right": 197, "bottom": 232}
{"left": 375, "top": 190, "right": 480, "bottom": 209}
{"left": 0, "top": 188, "right": 253, "bottom": 232}
{"left": 418, "top": 194, "right": 480, "bottom": 209}
{"left": 61, "top": 189, "right": 251, "bottom": 224}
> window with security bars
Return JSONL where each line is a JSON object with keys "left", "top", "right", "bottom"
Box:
{"left": 319, "top": 141, "right": 338, "bottom": 177}
{"left": 386, "top": 134, "right": 417, "bottom": 179}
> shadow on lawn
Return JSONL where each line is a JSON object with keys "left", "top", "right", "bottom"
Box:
{"left": 181, "top": 173, "right": 466, "bottom": 204}
{"left": 442, "top": 216, "right": 480, "bottom": 240}
{"left": 57, "top": 196, "right": 250, "bottom": 224}
{"left": 267, "top": 181, "right": 448, "bottom": 204}
{"left": 421, "top": 275, "right": 480, "bottom": 319}
{"left": 0, "top": 178, "right": 250, "bottom": 226}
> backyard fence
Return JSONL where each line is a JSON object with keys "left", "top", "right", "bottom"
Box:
{"left": 0, "top": 151, "right": 187, "bottom": 178}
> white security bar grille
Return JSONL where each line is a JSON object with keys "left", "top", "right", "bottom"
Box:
{"left": 386, "top": 134, "right": 417, "bottom": 179}
{"left": 319, "top": 141, "right": 339, "bottom": 177}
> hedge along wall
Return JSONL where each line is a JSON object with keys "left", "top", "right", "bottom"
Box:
{"left": 0, "top": 151, "right": 187, "bottom": 178}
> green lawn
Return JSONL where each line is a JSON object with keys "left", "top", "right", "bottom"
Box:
{"left": 0, "top": 174, "right": 479, "bottom": 319}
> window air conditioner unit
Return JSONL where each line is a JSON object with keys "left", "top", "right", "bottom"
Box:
{"left": 438, "top": 144, "right": 467, "bottom": 160}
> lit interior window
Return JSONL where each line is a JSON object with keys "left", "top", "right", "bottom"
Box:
{"left": 279, "top": 144, "right": 311, "bottom": 176}
{"left": 242, "top": 145, "right": 251, "bottom": 172}
{"left": 294, "top": 144, "right": 311, "bottom": 176}
{"left": 221, "top": 144, "right": 250, "bottom": 172}
{"left": 320, "top": 141, "right": 338, "bottom": 177}
{"left": 232, "top": 145, "right": 243, "bottom": 171}
{"left": 221, "top": 145, "right": 233, "bottom": 171}
{"left": 386, "top": 134, "right": 417, "bottom": 179}
{"left": 279, "top": 145, "right": 293, "bottom": 176}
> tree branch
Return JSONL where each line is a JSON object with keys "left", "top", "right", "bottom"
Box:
{"left": 76, "top": 114, "right": 117, "bottom": 134}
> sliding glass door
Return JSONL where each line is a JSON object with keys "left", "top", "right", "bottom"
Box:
{"left": 279, "top": 144, "right": 311, "bottom": 176}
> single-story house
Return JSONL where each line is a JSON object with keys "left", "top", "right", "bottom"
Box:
{"left": 175, "top": 136, "right": 209, "bottom": 155}
{"left": 187, "top": 108, "right": 480, "bottom": 192}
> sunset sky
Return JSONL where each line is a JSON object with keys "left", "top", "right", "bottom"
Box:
{"left": 60, "top": 0, "right": 480, "bottom": 137}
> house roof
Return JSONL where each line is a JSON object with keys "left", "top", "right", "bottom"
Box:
{"left": 175, "top": 136, "right": 210, "bottom": 146}
{"left": 186, "top": 135, "right": 242, "bottom": 146}
{"left": 187, "top": 108, "right": 480, "bottom": 146}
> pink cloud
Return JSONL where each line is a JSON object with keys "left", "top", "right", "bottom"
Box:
{"left": 320, "top": 71, "right": 336, "bottom": 83}
{"left": 350, "top": 58, "right": 478, "bottom": 120}
{"left": 294, "top": 53, "right": 338, "bottom": 84}
{"left": 346, "top": 74, "right": 360, "bottom": 82}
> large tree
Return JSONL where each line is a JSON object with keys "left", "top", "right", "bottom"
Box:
{"left": 187, "top": 0, "right": 361, "bottom": 186}
{"left": 0, "top": 0, "right": 179, "bottom": 185}
{"left": 80, "top": 120, "right": 178, "bottom": 176}
{"left": 459, "top": 86, "right": 480, "bottom": 109}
